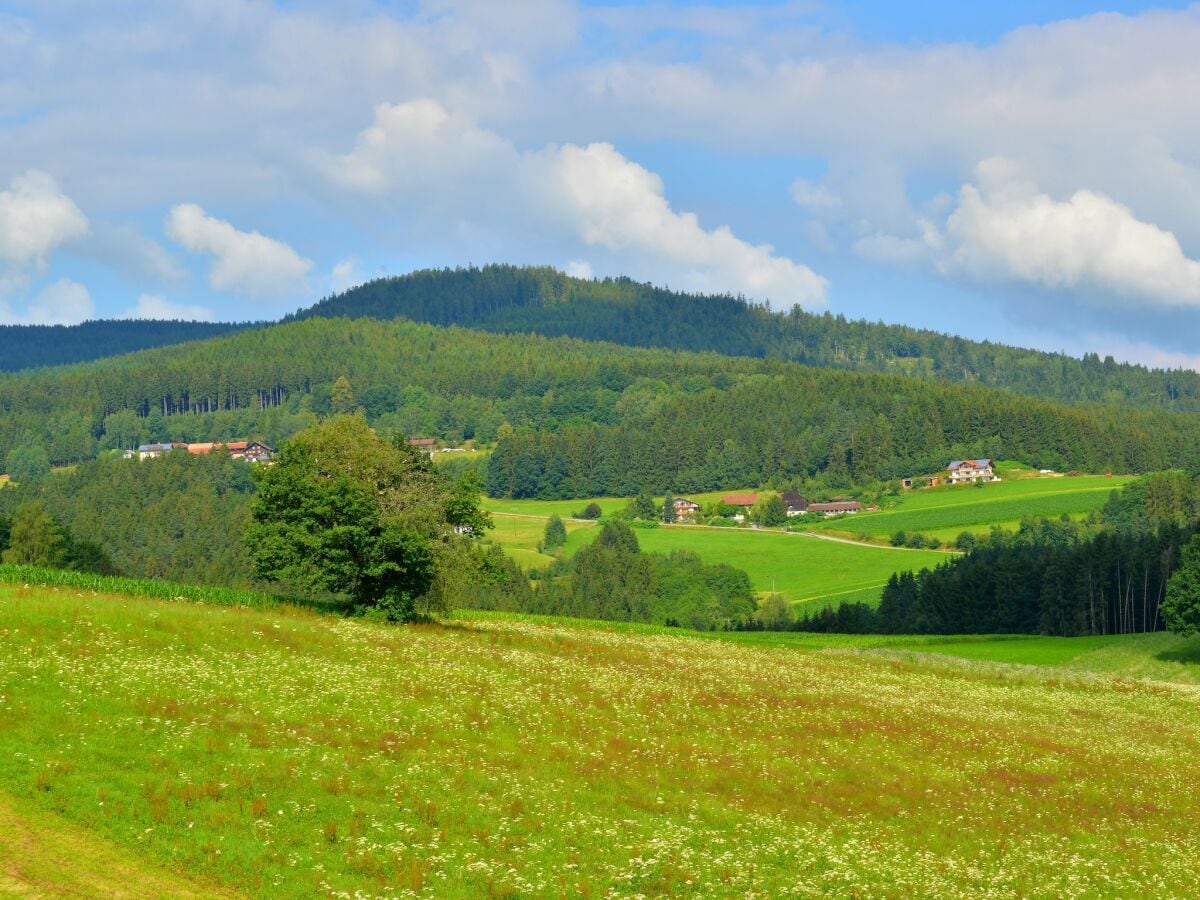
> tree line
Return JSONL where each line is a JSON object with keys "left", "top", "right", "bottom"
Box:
{"left": 5, "top": 316, "right": 1197, "bottom": 495}
{"left": 790, "top": 472, "right": 1200, "bottom": 637}
{"left": 0, "top": 319, "right": 247, "bottom": 372}
{"left": 295, "top": 264, "right": 1200, "bottom": 414}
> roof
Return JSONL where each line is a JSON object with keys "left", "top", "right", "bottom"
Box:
{"left": 137, "top": 443, "right": 175, "bottom": 452}
{"left": 674, "top": 498, "right": 700, "bottom": 506}
{"left": 948, "top": 458, "right": 992, "bottom": 470}
{"left": 408, "top": 438, "right": 437, "bottom": 446}
{"left": 187, "top": 443, "right": 215, "bottom": 454}
{"left": 722, "top": 493, "right": 758, "bottom": 507}
{"left": 809, "top": 501, "right": 862, "bottom": 511}
{"left": 224, "top": 441, "right": 249, "bottom": 451}
{"left": 779, "top": 490, "right": 808, "bottom": 507}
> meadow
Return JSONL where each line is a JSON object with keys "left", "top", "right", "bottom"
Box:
{"left": 809, "top": 473, "right": 1133, "bottom": 542}
{"left": 486, "top": 514, "right": 947, "bottom": 605}
{"left": 3, "top": 584, "right": 1200, "bottom": 897}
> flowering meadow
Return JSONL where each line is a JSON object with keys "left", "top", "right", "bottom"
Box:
{"left": 1, "top": 584, "right": 1200, "bottom": 896}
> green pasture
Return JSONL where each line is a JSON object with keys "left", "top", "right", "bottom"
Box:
{"left": 4, "top": 585, "right": 1200, "bottom": 897}
{"left": 808, "top": 473, "right": 1132, "bottom": 540}
{"left": 488, "top": 512, "right": 948, "bottom": 605}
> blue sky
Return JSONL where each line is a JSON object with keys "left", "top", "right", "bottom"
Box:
{"left": 2, "top": 1, "right": 1200, "bottom": 369}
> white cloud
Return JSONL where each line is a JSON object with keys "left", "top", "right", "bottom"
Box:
{"left": 943, "top": 161, "right": 1200, "bottom": 307}
{"left": 119, "top": 293, "right": 214, "bottom": 321}
{"left": 565, "top": 259, "right": 593, "bottom": 279}
{"left": 326, "top": 100, "right": 828, "bottom": 308}
{"left": 81, "top": 223, "right": 186, "bottom": 285}
{"left": 165, "top": 204, "right": 311, "bottom": 298}
{"left": 532, "top": 142, "right": 827, "bottom": 306}
{"left": 0, "top": 278, "right": 95, "bottom": 326}
{"left": 0, "top": 171, "right": 89, "bottom": 269}
{"left": 330, "top": 259, "right": 361, "bottom": 294}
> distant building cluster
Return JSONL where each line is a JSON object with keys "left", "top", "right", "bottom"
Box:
{"left": 128, "top": 441, "right": 276, "bottom": 463}
{"left": 718, "top": 492, "right": 862, "bottom": 520}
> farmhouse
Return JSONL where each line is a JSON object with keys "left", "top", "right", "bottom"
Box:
{"left": 808, "top": 501, "right": 861, "bottom": 517}
{"left": 673, "top": 498, "right": 701, "bottom": 519}
{"left": 721, "top": 493, "right": 758, "bottom": 508}
{"left": 136, "top": 442, "right": 184, "bottom": 460}
{"left": 779, "top": 490, "right": 808, "bottom": 516}
{"left": 947, "top": 459, "right": 997, "bottom": 484}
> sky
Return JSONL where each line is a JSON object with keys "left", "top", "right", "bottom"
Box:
{"left": 1, "top": 0, "right": 1199, "bottom": 369}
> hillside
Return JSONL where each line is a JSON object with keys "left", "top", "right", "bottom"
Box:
{"left": 2, "top": 316, "right": 1197, "bottom": 491}
{"left": 294, "top": 265, "right": 1200, "bottom": 413}
{"left": 4, "top": 582, "right": 1200, "bottom": 896}
{"left": 0, "top": 319, "right": 249, "bottom": 372}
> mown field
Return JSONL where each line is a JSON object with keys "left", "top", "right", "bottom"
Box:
{"left": 3, "top": 585, "right": 1200, "bottom": 897}
{"left": 809, "top": 473, "right": 1133, "bottom": 542}
{"left": 487, "top": 514, "right": 947, "bottom": 605}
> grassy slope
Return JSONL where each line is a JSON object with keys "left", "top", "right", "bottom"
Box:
{"left": 809, "top": 473, "right": 1133, "bottom": 541}
{"left": 488, "top": 513, "right": 947, "bottom": 605}
{"left": 0, "top": 793, "right": 230, "bottom": 898}
{"left": 4, "top": 585, "right": 1200, "bottom": 897}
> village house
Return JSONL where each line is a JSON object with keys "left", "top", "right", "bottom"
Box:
{"left": 136, "top": 442, "right": 184, "bottom": 460}
{"left": 407, "top": 437, "right": 437, "bottom": 457}
{"left": 779, "top": 490, "right": 808, "bottom": 516}
{"left": 721, "top": 493, "right": 758, "bottom": 522}
{"left": 672, "top": 498, "right": 701, "bottom": 520}
{"left": 947, "top": 459, "right": 997, "bottom": 484}
{"left": 808, "top": 500, "right": 862, "bottom": 517}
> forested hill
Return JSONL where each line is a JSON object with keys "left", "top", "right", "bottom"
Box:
{"left": 0, "top": 319, "right": 250, "bottom": 371}
{"left": 292, "top": 265, "right": 1200, "bottom": 414}
{"left": 2, "top": 316, "right": 1198, "bottom": 494}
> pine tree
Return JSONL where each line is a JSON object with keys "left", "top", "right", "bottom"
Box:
{"left": 662, "top": 493, "right": 676, "bottom": 524}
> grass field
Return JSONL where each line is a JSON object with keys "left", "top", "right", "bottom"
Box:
{"left": 809, "top": 473, "right": 1133, "bottom": 542}
{"left": 488, "top": 514, "right": 947, "bottom": 605}
{"left": 4, "top": 584, "right": 1200, "bottom": 897}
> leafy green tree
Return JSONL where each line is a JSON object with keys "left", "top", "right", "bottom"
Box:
{"left": 543, "top": 514, "right": 567, "bottom": 551}
{"left": 574, "top": 502, "right": 602, "bottom": 520}
{"left": 2, "top": 501, "right": 67, "bottom": 566}
{"left": 756, "top": 591, "right": 794, "bottom": 630}
{"left": 5, "top": 444, "right": 50, "bottom": 484}
{"left": 662, "top": 493, "right": 676, "bottom": 524}
{"left": 752, "top": 494, "right": 787, "bottom": 527}
{"left": 245, "top": 415, "right": 475, "bottom": 621}
{"left": 1164, "top": 534, "right": 1200, "bottom": 636}
{"left": 631, "top": 492, "right": 656, "bottom": 520}
{"left": 330, "top": 375, "right": 358, "bottom": 415}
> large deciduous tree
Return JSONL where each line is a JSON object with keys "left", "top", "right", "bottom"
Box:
{"left": 1163, "top": 534, "right": 1200, "bottom": 636}
{"left": 245, "top": 415, "right": 489, "bottom": 621}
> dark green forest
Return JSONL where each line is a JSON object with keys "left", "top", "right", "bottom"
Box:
{"left": 2, "top": 317, "right": 1198, "bottom": 498}
{"left": 0, "top": 319, "right": 249, "bottom": 372}
{"left": 294, "top": 264, "right": 1200, "bottom": 413}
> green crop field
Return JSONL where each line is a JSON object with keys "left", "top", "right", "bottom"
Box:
{"left": 3, "top": 584, "right": 1200, "bottom": 897}
{"left": 808, "top": 473, "right": 1134, "bottom": 541}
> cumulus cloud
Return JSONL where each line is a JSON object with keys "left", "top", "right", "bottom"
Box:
{"left": 0, "top": 278, "right": 95, "bottom": 326}
{"left": 166, "top": 204, "right": 312, "bottom": 298}
{"left": 330, "top": 259, "right": 362, "bottom": 294}
{"left": 81, "top": 223, "right": 186, "bottom": 285}
{"left": 0, "top": 171, "right": 89, "bottom": 269}
{"left": 944, "top": 160, "right": 1200, "bottom": 307}
{"left": 565, "top": 259, "right": 593, "bottom": 279}
{"left": 532, "top": 142, "right": 827, "bottom": 306}
{"left": 119, "top": 293, "right": 214, "bottom": 321}
{"left": 325, "top": 99, "right": 828, "bottom": 308}
{"left": 846, "top": 159, "right": 1200, "bottom": 310}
